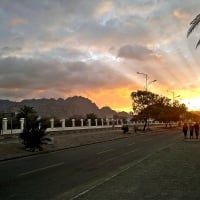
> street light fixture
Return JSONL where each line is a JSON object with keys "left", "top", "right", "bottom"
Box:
{"left": 167, "top": 90, "right": 180, "bottom": 105}
{"left": 148, "top": 79, "right": 157, "bottom": 86}
{"left": 137, "top": 72, "right": 157, "bottom": 91}
{"left": 136, "top": 72, "right": 157, "bottom": 129}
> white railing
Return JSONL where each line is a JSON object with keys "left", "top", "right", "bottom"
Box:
{"left": 0, "top": 118, "right": 123, "bottom": 135}
{"left": 0, "top": 117, "right": 174, "bottom": 135}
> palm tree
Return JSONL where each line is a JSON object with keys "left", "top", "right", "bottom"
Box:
{"left": 18, "top": 106, "right": 48, "bottom": 151}
{"left": 17, "top": 105, "right": 36, "bottom": 119}
{"left": 187, "top": 14, "right": 200, "bottom": 48}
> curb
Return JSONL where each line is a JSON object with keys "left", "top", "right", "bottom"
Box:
{"left": 0, "top": 135, "right": 131, "bottom": 162}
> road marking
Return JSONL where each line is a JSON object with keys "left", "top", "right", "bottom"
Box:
{"left": 18, "top": 162, "right": 64, "bottom": 177}
{"left": 97, "top": 149, "right": 113, "bottom": 155}
{"left": 68, "top": 144, "right": 175, "bottom": 200}
{"left": 122, "top": 149, "right": 138, "bottom": 156}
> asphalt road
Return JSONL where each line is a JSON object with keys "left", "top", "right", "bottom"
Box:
{"left": 0, "top": 129, "right": 181, "bottom": 200}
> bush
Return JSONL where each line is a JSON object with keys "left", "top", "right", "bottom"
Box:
{"left": 18, "top": 106, "right": 48, "bottom": 151}
{"left": 122, "top": 124, "right": 129, "bottom": 133}
{"left": 19, "top": 118, "right": 48, "bottom": 151}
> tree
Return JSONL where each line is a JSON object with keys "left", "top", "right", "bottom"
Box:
{"left": 18, "top": 106, "right": 48, "bottom": 151}
{"left": 17, "top": 106, "right": 37, "bottom": 126}
{"left": 150, "top": 103, "right": 187, "bottom": 126}
{"left": 131, "top": 90, "right": 187, "bottom": 130}
{"left": 187, "top": 14, "right": 200, "bottom": 48}
{"left": 86, "top": 113, "right": 97, "bottom": 126}
{"left": 131, "top": 90, "right": 164, "bottom": 131}
{"left": 183, "top": 111, "right": 200, "bottom": 122}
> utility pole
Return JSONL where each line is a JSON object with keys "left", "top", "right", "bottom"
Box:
{"left": 167, "top": 90, "right": 180, "bottom": 105}
{"left": 136, "top": 72, "right": 157, "bottom": 130}
{"left": 137, "top": 72, "right": 157, "bottom": 91}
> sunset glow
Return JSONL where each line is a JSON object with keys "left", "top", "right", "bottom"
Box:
{"left": 0, "top": 1, "right": 200, "bottom": 112}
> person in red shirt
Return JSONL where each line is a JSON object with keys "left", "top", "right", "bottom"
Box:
{"left": 182, "top": 123, "right": 188, "bottom": 139}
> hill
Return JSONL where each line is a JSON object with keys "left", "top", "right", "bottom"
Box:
{"left": 0, "top": 96, "right": 130, "bottom": 119}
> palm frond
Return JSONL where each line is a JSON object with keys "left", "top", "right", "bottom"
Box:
{"left": 196, "top": 39, "right": 200, "bottom": 48}
{"left": 187, "top": 14, "right": 200, "bottom": 38}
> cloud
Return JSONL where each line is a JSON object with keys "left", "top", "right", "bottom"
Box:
{"left": 0, "top": 46, "right": 22, "bottom": 57}
{"left": 0, "top": 57, "right": 132, "bottom": 99}
{"left": 173, "top": 9, "right": 190, "bottom": 20}
{"left": 10, "top": 16, "right": 26, "bottom": 26}
{"left": 117, "top": 44, "right": 161, "bottom": 61}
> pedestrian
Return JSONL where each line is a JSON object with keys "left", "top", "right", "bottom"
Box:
{"left": 189, "top": 123, "right": 194, "bottom": 139}
{"left": 182, "top": 123, "right": 188, "bottom": 139}
{"left": 194, "top": 122, "right": 199, "bottom": 139}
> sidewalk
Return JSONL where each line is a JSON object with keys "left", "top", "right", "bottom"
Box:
{"left": 70, "top": 139, "right": 200, "bottom": 200}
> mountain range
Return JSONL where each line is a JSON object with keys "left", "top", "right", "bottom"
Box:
{"left": 0, "top": 96, "right": 130, "bottom": 119}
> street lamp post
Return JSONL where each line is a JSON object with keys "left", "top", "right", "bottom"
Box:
{"left": 167, "top": 90, "right": 180, "bottom": 105}
{"left": 137, "top": 72, "right": 157, "bottom": 91}
{"left": 137, "top": 72, "right": 157, "bottom": 130}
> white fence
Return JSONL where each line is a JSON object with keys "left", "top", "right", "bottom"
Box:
{"left": 1, "top": 118, "right": 122, "bottom": 135}
{"left": 0, "top": 117, "right": 171, "bottom": 135}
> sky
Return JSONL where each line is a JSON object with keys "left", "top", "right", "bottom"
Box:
{"left": 0, "top": 0, "right": 200, "bottom": 112}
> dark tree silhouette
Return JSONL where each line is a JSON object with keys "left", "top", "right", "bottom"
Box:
{"left": 18, "top": 106, "right": 48, "bottom": 151}
{"left": 131, "top": 90, "right": 187, "bottom": 131}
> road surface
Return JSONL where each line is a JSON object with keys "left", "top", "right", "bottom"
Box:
{"left": 0, "top": 128, "right": 181, "bottom": 200}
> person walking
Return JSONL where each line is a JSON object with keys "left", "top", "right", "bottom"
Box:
{"left": 189, "top": 123, "right": 194, "bottom": 139}
{"left": 182, "top": 123, "right": 188, "bottom": 139}
{"left": 194, "top": 122, "right": 199, "bottom": 139}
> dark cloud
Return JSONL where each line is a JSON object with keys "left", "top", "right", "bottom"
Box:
{"left": 0, "top": 46, "right": 22, "bottom": 56}
{"left": 117, "top": 44, "right": 155, "bottom": 61}
{"left": 32, "top": 47, "right": 90, "bottom": 62}
{"left": 0, "top": 57, "right": 131, "bottom": 99}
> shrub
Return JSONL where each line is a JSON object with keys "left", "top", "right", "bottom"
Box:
{"left": 18, "top": 106, "right": 48, "bottom": 151}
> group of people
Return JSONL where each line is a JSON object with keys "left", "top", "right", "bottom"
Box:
{"left": 182, "top": 122, "right": 199, "bottom": 139}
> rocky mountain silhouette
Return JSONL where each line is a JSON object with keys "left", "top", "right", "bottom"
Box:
{"left": 0, "top": 96, "right": 130, "bottom": 119}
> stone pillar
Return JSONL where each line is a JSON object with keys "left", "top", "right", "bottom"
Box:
{"left": 61, "top": 119, "right": 65, "bottom": 128}
{"left": 95, "top": 119, "right": 98, "bottom": 126}
{"left": 116, "top": 119, "right": 119, "bottom": 125}
{"left": 101, "top": 118, "right": 104, "bottom": 126}
{"left": 106, "top": 118, "right": 109, "bottom": 126}
{"left": 50, "top": 118, "right": 54, "bottom": 129}
{"left": 20, "top": 118, "right": 25, "bottom": 130}
{"left": 111, "top": 119, "right": 115, "bottom": 128}
{"left": 72, "top": 119, "right": 75, "bottom": 127}
{"left": 88, "top": 119, "right": 91, "bottom": 126}
{"left": 120, "top": 119, "right": 123, "bottom": 125}
{"left": 81, "top": 119, "right": 84, "bottom": 127}
{"left": 2, "top": 118, "right": 8, "bottom": 132}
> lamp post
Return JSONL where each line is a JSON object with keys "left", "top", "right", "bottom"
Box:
{"left": 137, "top": 72, "right": 157, "bottom": 130}
{"left": 137, "top": 72, "right": 157, "bottom": 91}
{"left": 167, "top": 90, "right": 180, "bottom": 105}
